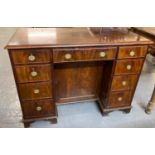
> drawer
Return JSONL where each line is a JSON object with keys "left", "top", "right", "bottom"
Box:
{"left": 114, "top": 59, "right": 143, "bottom": 75}
{"left": 108, "top": 91, "right": 132, "bottom": 108}
{"left": 118, "top": 46, "right": 147, "bottom": 59}
{"left": 22, "top": 99, "right": 56, "bottom": 119}
{"left": 10, "top": 49, "right": 51, "bottom": 64}
{"left": 111, "top": 75, "right": 138, "bottom": 91}
{"left": 18, "top": 82, "right": 53, "bottom": 100}
{"left": 15, "top": 64, "right": 52, "bottom": 83}
{"left": 53, "top": 47, "right": 117, "bottom": 63}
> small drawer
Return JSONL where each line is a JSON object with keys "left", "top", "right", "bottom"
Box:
{"left": 118, "top": 46, "right": 147, "bottom": 59}
{"left": 22, "top": 99, "right": 56, "bottom": 119}
{"left": 114, "top": 59, "right": 143, "bottom": 75}
{"left": 111, "top": 75, "right": 138, "bottom": 91}
{"left": 53, "top": 47, "right": 117, "bottom": 63}
{"left": 10, "top": 49, "right": 51, "bottom": 64}
{"left": 18, "top": 82, "right": 53, "bottom": 100}
{"left": 15, "top": 64, "right": 52, "bottom": 83}
{"left": 108, "top": 91, "right": 132, "bottom": 108}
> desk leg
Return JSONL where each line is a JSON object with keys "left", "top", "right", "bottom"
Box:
{"left": 146, "top": 86, "right": 155, "bottom": 114}
{"left": 23, "top": 118, "right": 57, "bottom": 128}
{"left": 24, "top": 121, "right": 33, "bottom": 128}
{"left": 49, "top": 118, "right": 57, "bottom": 124}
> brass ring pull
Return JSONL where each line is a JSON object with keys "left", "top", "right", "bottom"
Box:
{"left": 31, "top": 71, "right": 38, "bottom": 77}
{"left": 118, "top": 97, "right": 123, "bottom": 102}
{"left": 126, "top": 65, "right": 132, "bottom": 70}
{"left": 33, "top": 89, "right": 40, "bottom": 94}
{"left": 65, "top": 53, "right": 72, "bottom": 60}
{"left": 100, "top": 51, "right": 106, "bottom": 58}
{"left": 129, "top": 51, "right": 135, "bottom": 57}
{"left": 36, "top": 106, "right": 42, "bottom": 111}
{"left": 28, "top": 53, "right": 36, "bottom": 61}
{"left": 122, "top": 81, "right": 127, "bottom": 86}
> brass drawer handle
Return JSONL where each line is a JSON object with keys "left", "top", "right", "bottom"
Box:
{"left": 31, "top": 71, "right": 38, "bottom": 77}
{"left": 118, "top": 97, "right": 123, "bottom": 102}
{"left": 28, "top": 54, "right": 36, "bottom": 61}
{"left": 100, "top": 51, "right": 106, "bottom": 58}
{"left": 129, "top": 51, "right": 135, "bottom": 57}
{"left": 122, "top": 81, "right": 127, "bottom": 86}
{"left": 33, "top": 89, "right": 40, "bottom": 94}
{"left": 126, "top": 65, "right": 132, "bottom": 70}
{"left": 36, "top": 106, "right": 42, "bottom": 111}
{"left": 64, "top": 53, "right": 72, "bottom": 60}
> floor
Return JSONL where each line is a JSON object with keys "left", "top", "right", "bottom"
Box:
{"left": 0, "top": 28, "right": 155, "bottom": 128}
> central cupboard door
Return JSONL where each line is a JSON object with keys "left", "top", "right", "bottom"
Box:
{"left": 54, "top": 61, "right": 105, "bottom": 103}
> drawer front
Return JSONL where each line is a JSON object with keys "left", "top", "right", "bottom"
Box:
{"left": 18, "top": 82, "right": 53, "bottom": 100}
{"left": 108, "top": 91, "right": 132, "bottom": 108}
{"left": 11, "top": 49, "right": 51, "bottom": 64}
{"left": 53, "top": 47, "right": 117, "bottom": 63}
{"left": 118, "top": 46, "right": 147, "bottom": 59}
{"left": 22, "top": 99, "right": 56, "bottom": 119}
{"left": 111, "top": 75, "right": 138, "bottom": 91}
{"left": 114, "top": 59, "right": 143, "bottom": 75}
{"left": 15, "top": 64, "right": 52, "bottom": 83}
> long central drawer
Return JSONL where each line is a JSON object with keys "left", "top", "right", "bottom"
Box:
{"left": 53, "top": 47, "right": 117, "bottom": 63}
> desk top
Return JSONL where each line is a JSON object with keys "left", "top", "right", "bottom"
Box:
{"left": 131, "top": 27, "right": 155, "bottom": 41}
{"left": 5, "top": 28, "right": 153, "bottom": 49}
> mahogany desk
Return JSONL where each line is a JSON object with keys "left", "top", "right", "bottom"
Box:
{"left": 5, "top": 28, "right": 153, "bottom": 127}
{"left": 131, "top": 27, "right": 155, "bottom": 114}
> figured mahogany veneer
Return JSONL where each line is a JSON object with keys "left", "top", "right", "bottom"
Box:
{"left": 53, "top": 47, "right": 117, "bottom": 63}
{"left": 54, "top": 61, "right": 104, "bottom": 103}
{"left": 18, "top": 82, "right": 53, "bottom": 100}
{"left": 108, "top": 91, "right": 132, "bottom": 108}
{"left": 111, "top": 75, "right": 138, "bottom": 91}
{"left": 5, "top": 28, "right": 153, "bottom": 127}
{"left": 22, "top": 99, "right": 56, "bottom": 119}
{"left": 118, "top": 46, "right": 148, "bottom": 59}
{"left": 114, "top": 59, "right": 144, "bottom": 75}
{"left": 15, "top": 64, "right": 52, "bottom": 83}
{"left": 11, "top": 49, "right": 51, "bottom": 64}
